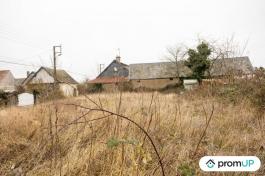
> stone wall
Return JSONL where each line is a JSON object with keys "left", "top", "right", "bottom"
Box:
{"left": 131, "top": 78, "right": 179, "bottom": 90}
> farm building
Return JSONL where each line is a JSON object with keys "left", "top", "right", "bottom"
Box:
{"left": 129, "top": 61, "right": 191, "bottom": 89}
{"left": 88, "top": 56, "right": 129, "bottom": 90}
{"left": 208, "top": 56, "right": 254, "bottom": 77}
{"left": 0, "top": 70, "right": 16, "bottom": 92}
{"left": 129, "top": 57, "right": 254, "bottom": 90}
{"left": 0, "top": 70, "right": 18, "bottom": 106}
{"left": 24, "top": 67, "right": 79, "bottom": 97}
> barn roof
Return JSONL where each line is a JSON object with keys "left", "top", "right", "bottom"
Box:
{"left": 209, "top": 56, "right": 254, "bottom": 76}
{"left": 129, "top": 61, "right": 191, "bottom": 80}
{"left": 129, "top": 57, "right": 253, "bottom": 79}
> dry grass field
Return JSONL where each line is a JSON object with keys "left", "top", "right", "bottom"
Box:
{"left": 0, "top": 91, "right": 264, "bottom": 175}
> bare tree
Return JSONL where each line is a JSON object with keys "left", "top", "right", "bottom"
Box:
{"left": 165, "top": 36, "right": 250, "bottom": 85}
{"left": 194, "top": 35, "right": 249, "bottom": 80}
{"left": 165, "top": 44, "right": 188, "bottom": 79}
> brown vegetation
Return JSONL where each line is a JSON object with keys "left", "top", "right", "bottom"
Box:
{"left": 0, "top": 81, "right": 265, "bottom": 176}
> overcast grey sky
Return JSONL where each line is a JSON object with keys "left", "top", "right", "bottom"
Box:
{"left": 0, "top": 0, "right": 264, "bottom": 81}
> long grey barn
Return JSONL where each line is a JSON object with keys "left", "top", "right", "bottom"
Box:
{"left": 129, "top": 57, "right": 254, "bottom": 89}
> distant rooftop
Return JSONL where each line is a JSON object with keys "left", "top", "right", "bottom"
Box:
{"left": 129, "top": 56, "right": 253, "bottom": 80}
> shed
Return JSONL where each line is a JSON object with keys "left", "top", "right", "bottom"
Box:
{"left": 18, "top": 93, "right": 34, "bottom": 106}
{"left": 183, "top": 79, "right": 198, "bottom": 90}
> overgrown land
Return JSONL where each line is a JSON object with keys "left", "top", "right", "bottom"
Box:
{"left": 0, "top": 81, "right": 265, "bottom": 176}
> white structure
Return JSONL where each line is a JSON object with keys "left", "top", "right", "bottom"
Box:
{"left": 18, "top": 93, "right": 34, "bottom": 106}
{"left": 0, "top": 70, "right": 15, "bottom": 92}
{"left": 183, "top": 79, "right": 198, "bottom": 90}
{"left": 25, "top": 67, "right": 78, "bottom": 97}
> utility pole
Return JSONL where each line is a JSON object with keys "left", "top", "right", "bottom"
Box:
{"left": 53, "top": 45, "right": 62, "bottom": 88}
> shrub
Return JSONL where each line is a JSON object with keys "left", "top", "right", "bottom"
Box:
{"left": 27, "top": 84, "right": 65, "bottom": 102}
{"left": 210, "top": 75, "right": 265, "bottom": 113}
{"left": 77, "top": 83, "right": 87, "bottom": 95}
{"left": 86, "top": 83, "right": 103, "bottom": 93}
{"left": 118, "top": 82, "right": 134, "bottom": 92}
{"left": 177, "top": 163, "right": 195, "bottom": 176}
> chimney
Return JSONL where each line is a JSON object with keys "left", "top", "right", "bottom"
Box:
{"left": 27, "top": 71, "right": 30, "bottom": 76}
{"left": 116, "top": 55, "right": 121, "bottom": 62}
{"left": 116, "top": 48, "right": 121, "bottom": 62}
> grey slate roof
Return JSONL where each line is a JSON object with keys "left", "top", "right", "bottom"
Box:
{"left": 209, "top": 57, "right": 254, "bottom": 76}
{"left": 97, "top": 60, "right": 129, "bottom": 78}
{"left": 42, "top": 67, "right": 78, "bottom": 84}
{"left": 129, "top": 61, "right": 191, "bottom": 80}
{"left": 129, "top": 57, "right": 253, "bottom": 80}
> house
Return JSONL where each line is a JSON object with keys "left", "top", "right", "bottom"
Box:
{"left": 88, "top": 56, "right": 129, "bottom": 90}
{"left": 24, "top": 67, "right": 78, "bottom": 97}
{"left": 0, "top": 70, "right": 16, "bottom": 92}
{"left": 129, "top": 57, "right": 254, "bottom": 90}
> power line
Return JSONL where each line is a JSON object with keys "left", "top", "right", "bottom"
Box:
{"left": 0, "top": 57, "right": 87, "bottom": 77}
{"left": 0, "top": 34, "right": 45, "bottom": 50}
{"left": 0, "top": 59, "right": 38, "bottom": 67}
{"left": 0, "top": 49, "right": 51, "bottom": 63}
{"left": 0, "top": 22, "right": 47, "bottom": 50}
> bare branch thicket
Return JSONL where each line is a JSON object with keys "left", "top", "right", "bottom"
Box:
{"left": 34, "top": 77, "right": 166, "bottom": 175}
{"left": 165, "top": 44, "right": 188, "bottom": 78}
{"left": 193, "top": 103, "right": 215, "bottom": 158}
{"left": 142, "top": 92, "right": 155, "bottom": 146}
{"left": 208, "top": 35, "right": 249, "bottom": 77}
{"left": 62, "top": 103, "right": 166, "bottom": 176}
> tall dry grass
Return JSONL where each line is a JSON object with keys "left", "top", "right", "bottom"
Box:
{"left": 0, "top": 91, "right": 264, "bottom": 176}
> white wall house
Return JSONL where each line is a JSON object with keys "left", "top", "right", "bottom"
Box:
{"left": 26, "top": 67, "right": 78, "bottom": 97}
